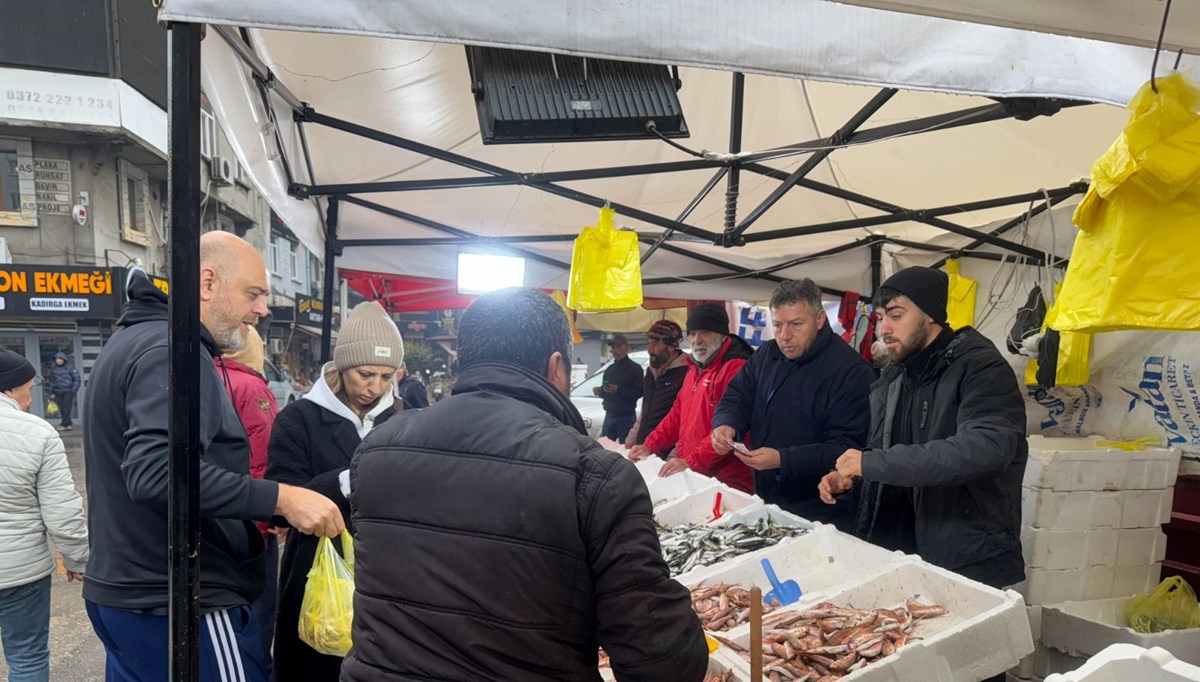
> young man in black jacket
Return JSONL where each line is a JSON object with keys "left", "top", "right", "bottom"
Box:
{"left": 711, "top": 279, "right": 874, "bottom": 529}
{"left": 593, "top": 333, "right": 644, "bottom": 441}
{"left": 83, "top": 231, "right": 343, "bottom": 682}
{"left": 344, "top": 287, "right": 708, "bottom": 682}
{"left": 822, "top": 266, "right": 1027, "bottom": 593}
{"left": 625, "top": 319, "right": 689, "bottom": 449}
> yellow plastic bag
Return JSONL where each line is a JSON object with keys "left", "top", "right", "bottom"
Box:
{"left": 46, "top": 399, "right": 59, "bottom": 417}
{"left": 298, "top": 531, "right": 355, "bottom": 657}
{"left": 566, "top": 206, "right": 643, "bottom": 313}
{"left": 1056, "top": 73, "right": 1200, "bottom": 333}
{"left": 945, "top": 259, "right": 977, "bottom": 331}
{"left": 1126, "top": 576, "right": 1200, "bottom": 634}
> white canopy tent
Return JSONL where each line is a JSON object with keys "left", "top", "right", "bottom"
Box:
{"left": 167, "top": 0, "right": 1200, "bottom": 307}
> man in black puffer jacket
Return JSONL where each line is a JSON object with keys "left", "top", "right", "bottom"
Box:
{"left": 626, "top": 319, "right": 689, "bottom": 450}
{"left": 822, "top": 267, "right": 1027, "bottom": 593}
{"left": 344, "top": 288, "right": 707, "bottom": 682}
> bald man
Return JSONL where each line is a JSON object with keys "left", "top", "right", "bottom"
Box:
{"left": 83, "top": 232, "right": 342, "bottom": 682}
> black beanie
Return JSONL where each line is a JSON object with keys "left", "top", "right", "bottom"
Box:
{"left": 0, "top": 349, "right": 36, "bottom": 393}
{"left": 687, "top": 302, "right": 729, "bottom": 335}
{"left": 880, "top": 267, "right": 949, "bottom": 324}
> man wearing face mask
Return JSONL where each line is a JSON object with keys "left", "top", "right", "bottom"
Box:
{"left": 342, "top": 288, "right": 707, "bottom": 682}
{"left": 820, "top": 266, "right": 1027, "bottom": 593}
{"left": 629, "top": 303, "right": 755, "bottom": 493}
{"left": 710, "top": 280, "right": 874, "bottom": 529}
{"left": 624, "top": 320, "right": 689, "bottom": 449}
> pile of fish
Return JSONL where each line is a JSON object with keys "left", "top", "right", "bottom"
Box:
{"left": 703, "top": 671, "right": 735, "bottom": 682}
{"left": 659, "top": 519, "right": 807, "bottom": 575}
{"left": 692, "top": 582, "right": 782, "bottom": 632}
{"left": 713, "top": 598, "right": 949, "bottom": 681}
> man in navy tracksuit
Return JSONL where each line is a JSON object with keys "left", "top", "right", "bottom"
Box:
{"left": 712, "top": 279, "right": 874, "bottom": 529}
{"left": 83, "top": 232, "right": 343, "bottom": 682}
{"left": 48, "top": 352, "right": 81, "bottom": 429}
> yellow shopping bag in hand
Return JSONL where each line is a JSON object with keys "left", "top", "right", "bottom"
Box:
{"left": 298, "top": 531, "right": 355, "bottom": 657}
{"left": 567, "top": 206, "right": 643, "bottom": 312}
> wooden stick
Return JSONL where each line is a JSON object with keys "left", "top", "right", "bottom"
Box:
{"left": 750, "top": 585, "right": 763, "bottom": 680}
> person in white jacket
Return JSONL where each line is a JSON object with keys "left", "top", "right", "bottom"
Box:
{"left": 0, "top": 348, "right": 89, "bottom": 682}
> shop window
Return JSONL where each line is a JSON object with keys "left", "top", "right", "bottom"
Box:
{"left": 0, "top": 137, "right": 37, "bottom": 227}
{"left": 269, "top": 238, "right": 280, "bottom": 276}
{"left": 289, "top": 241, "right": 302, "bottom": 283}
{"left": 119, "top": 159, "right": 151, "bottom": 246}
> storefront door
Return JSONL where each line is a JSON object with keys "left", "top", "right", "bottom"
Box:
{"left": 0, "top": 331, "right": 82, "bottom": 420}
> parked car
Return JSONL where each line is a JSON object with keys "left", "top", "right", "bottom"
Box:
{"left": 263, "top": 358, "right": 305, "bottom": 406}
{"left": 570, "top": 350, "right": 652, "bottom": 440}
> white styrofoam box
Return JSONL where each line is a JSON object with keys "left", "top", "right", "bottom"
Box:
{"left": 1010, "top": 606, "right": 1045, "bottom": 679}
{"left": 1115, "top": 528, "right": 1168, "bottom": 567}
{"left": 1022, "top": 488, "right": 1174, "bottom": 531}
{"left": 648, "top": 470, "right": 717, "bottom": 511}
{"left": 680, "top": 525, "right": 907, "bottom": 611}
{"left": 1041, "top": 596, "right": 1200, "bottom": 667}
{"left": 1012, "top": 642, "right": 1087, "bottom": 680}
{"left": 710, "top": 503, "right": 815, "bottom": 530}
{"left": 1024, "top": 436, "right": 1180, "bottom": 492}
{"left": 654, "top": 484, "right": 763, "bottom": 527}
{"left": 1044, "top": 644, "right": 1200, "bottom": 682}
{"left": 1021, "top": 564, "right": 1163, "bottom": 605}
{"left": 632, "top": 456, "right": 660, "bottom": 483}
{"left": 1022, "top": 527, "right": 1119, "bottom": 570}
{"left": 724, "top": 561, "right": 1034, "bottom": 682}
{"left": 600, "top": 650, "right": 747, "bottom": 681}
{"left": 674, "top": 511, "right": 823, "bottom": 587}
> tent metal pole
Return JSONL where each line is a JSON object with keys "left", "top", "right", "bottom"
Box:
{"left": 166, "top": 21, "right": 203, "bottom": 682}
{"left": 320, "top": 197, "right": 339, "bottom": 362}
{"left": 928, "top": 192, "right": 1077, "bottom": 269}
{"left": 722, "top": 72, "right": 746, "bottom": 241}
{"left": 728, "top": 88, "right": 897, "bottom": 241}
{"left": 870, "top": 242, "right": 883, "bottom": 297}
{"left": 212, "top": 24, "right": 305, "bottom": 114}
{"left": 641, "top": 168, "right": 728, "bottom": 265}
{"left": 525, "top": 159, "right": 720, "bottom": 183}
{"left": 336, "top": 235, "right": 577, "bottom": 247}
{"left": 338, "top": 196, "right": 571, "bottom": 270}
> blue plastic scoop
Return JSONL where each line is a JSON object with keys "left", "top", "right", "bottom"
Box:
{"left": 760, "top": 558, "right": 802, "bottom": 606}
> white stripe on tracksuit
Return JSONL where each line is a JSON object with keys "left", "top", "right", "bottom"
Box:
{"left": 204, "top": 610, "right": 246, "bottom": 682}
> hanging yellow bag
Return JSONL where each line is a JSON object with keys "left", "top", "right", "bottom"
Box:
{"left": 1126, "top": 576, "right": 1200, "bottom": 634}
{"left": 567, "top": 206, "right": 643, "bottom": 312}
{"left": 1056, "top": 73, "right": 1200, "bottom": 332}
{"left": 945, "top": 259, "right": 977, "bottom": 331}
{"left": 298, "top": 531, "right": 355, "bottom": 657}
{"left": 1025, "top": 284, "right": 1091, "bottom": 387}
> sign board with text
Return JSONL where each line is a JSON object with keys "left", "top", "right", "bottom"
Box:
{"left": 295, "top": 293, "right": 339, "bottom": 329}
{"left": 0, "top": 264, "right": 120, "bottom": 318}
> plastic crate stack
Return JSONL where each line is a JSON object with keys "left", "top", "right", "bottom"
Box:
{"left": 1009, "top": 436, "right": 1182, "bottom": 682}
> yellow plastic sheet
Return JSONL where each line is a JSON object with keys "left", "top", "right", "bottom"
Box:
{"left": 567, "top": 207, "right": 643, "bottom": 313}
{"left": 1126, "top": 576, "right": 1200, "bottom": 634}
{"left": 298, "top": 531, "right": 355, "bottom": 657}
{"left": 1057, "top": 73, "right": 1200, "bottom": 332}
{"left": 1025, "top": 286, "right": 1091, "bottom": 387}
{"left": 945, "top": 259, "right": 977, "bottom": 331}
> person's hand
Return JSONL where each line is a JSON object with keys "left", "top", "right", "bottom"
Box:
{"left": 50, "top": 394, "right": 56, "bottom": 401}
{"left": 592, "top": 386, "right": 602, "bottom": 396}
{"left": 602, "top": 383, "right": 618, "bottom": 395}
{"left": 733, "top": 446, "right": 782, "bottom": 471}
{"left": 659, "top": 457, "right": 690, "bottom": 477}
{"left": 628, "top": 445, "right": 654, "bottom": 462}
{"left": 268, "top": 526, "right": 290, "bottom": 544}
{"left": 835, "top": 449, "right": 864, "bottom": 479}
{"left": 624, "top": 436, "right": 637, "bottom": 449}
{"left": 710, "top": 425, "right": 737, "bottom": 454}
{"left": 66, "top": 571, "right": 84, "bottom": 583}
{"left": 275, "top": 484, "right": 345, "bottom": 538}
{"left": 819, "top": 471, "right": 855, "bottom": 504}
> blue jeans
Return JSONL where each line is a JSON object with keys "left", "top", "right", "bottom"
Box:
{"left": 0, "top": 575, "right": 52, "bottom": 682}
{"left": 600, "top": 412, "right": 636, "bottom": 442}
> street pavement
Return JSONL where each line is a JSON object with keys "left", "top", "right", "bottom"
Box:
{"left": 0, "top": 429, "right": 104, "bottom": 681}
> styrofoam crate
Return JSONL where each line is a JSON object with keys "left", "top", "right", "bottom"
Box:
{"left": 1022, "top": 527, "right": 1119, "bottom": 570}
{"left": 710, "top": 503, "right": 816, "bottom": 530}
{"left": 1044, "top": 644, "right": 1200, "bottom": 682}
{"left": 680, "top": 525, "right": 907, "bottom": 614}
{"left": 1021, "top": 564, "right": 1163, "bottom": 605}
{"left": 648, "top": 470, "right": 718, "bottom": 511}
{"left": 632, "top": 456, "right": 661, "bottom": 483}
{"left": 1022, "top": 488, "right": 1174, "bottom": 531}
{"left": 723, "top": 561, "right": 1034, "bottom": 682}
{"left": 1042, "top": 596, "right": 1200, "bottom": 667}
{"left": 1112, "top": 563, "right": 1164, "bottom": 598}
{"left": 600, "top": 651, "right": 747, "bottom": 681}
{"left": 1024, "top": 436, "right": 1180, "bottom": 492}
{"left": 673, "top": 510, "right": 820, "bottom": 587}
{"left": 1115, "top": 528, "right": 1168, "bottom": 567}
{"left": 654, "top": 484, "right": 763, "bottom": 527}
{"left": 1013, "top": 642, "right": 1087, "bottom": 680}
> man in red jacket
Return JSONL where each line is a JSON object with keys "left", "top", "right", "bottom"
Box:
{"left": 216, "top": 327, "right": 280, "bottom": 670}
{"left": 629, "top": 303, "right": 755, "bottom": 493}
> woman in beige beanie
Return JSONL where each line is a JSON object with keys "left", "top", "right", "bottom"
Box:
{"left": 266, "top": 301, "right": 404, "bottom": 679}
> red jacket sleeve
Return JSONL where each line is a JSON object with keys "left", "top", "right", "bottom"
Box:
{"left": 642, "top": 390, "right": 684, "bottom": 456}
{"left": 685, "top": 358, "right": 748, "bottom": 476}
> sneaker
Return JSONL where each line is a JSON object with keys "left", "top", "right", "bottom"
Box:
{"left": 63, "top": 425, "right": 72, "bottom": 431}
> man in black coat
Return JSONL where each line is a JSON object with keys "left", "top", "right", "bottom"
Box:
{"left": 822, "top": 266, "right": 1027, "bottom": 592}
{"left": 396, "top": 360, "right": 429, "bottom": 409}
{"left": 343, "top": 287, "right": 708, "bottom": 682}
{"left": 711, "top": 279, "right": 874, "bottom": 529}
{"left": 593, "top": 333, "right": 643, "bottom": 441}
{"left": 625, "top": 319, "right": 689, "bottom": 450}
{"left": 48, "top": 351, "right": 81, "bottom": 429}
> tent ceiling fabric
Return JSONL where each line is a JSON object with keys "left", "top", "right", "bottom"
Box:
{"left": 181, "top": 0, "right": 1196, "bottom": 299}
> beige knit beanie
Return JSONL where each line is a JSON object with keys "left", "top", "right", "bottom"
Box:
{"left": 334, "top": 301, "right": 405, "bottom": 371}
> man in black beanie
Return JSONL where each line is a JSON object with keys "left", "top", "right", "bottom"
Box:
{"left": 820, "top": 266, "right": 1028, "bottom": 598}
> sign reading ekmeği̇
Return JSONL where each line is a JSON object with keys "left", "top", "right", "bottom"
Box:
{"left": 0, "top": 264, "right": 120, "bottom": 317}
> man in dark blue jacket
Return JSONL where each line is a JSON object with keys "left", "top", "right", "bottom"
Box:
{"left": 712, "top": 279, "right": 874, "bottom": 529}
{"left": 48, "top": 352, "right": 81, "bottom": 429}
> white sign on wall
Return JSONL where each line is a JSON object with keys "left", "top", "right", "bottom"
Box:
{"left": 33, "top": 158, "right": 71, "bottom": 215}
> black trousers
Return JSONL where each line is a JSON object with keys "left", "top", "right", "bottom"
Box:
{"left": 57, "top": 391, "right": 76, "bottom": 426}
